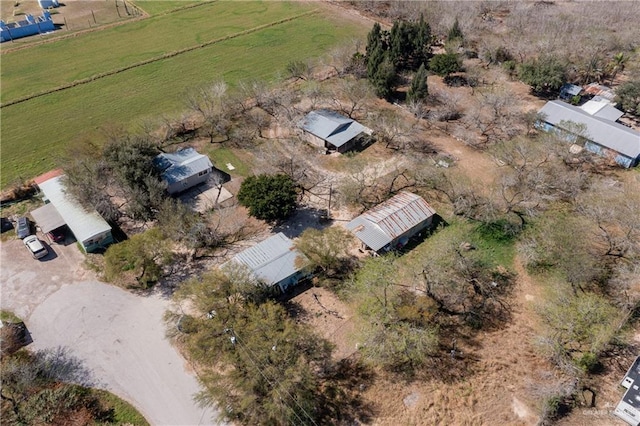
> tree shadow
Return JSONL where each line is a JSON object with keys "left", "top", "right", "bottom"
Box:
{"left": 33, "top": 346, "right": 100, "bottom": 388}
{"left": 273, "top": 206, "right": 332, "bottom": 239}
{"left": 318, "top": 357, "right": 378, "bottom": 425}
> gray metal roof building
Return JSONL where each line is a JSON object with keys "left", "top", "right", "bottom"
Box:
{"left": 538, "top": 100, "right": 640, "bottom": 161}
{"left": 224, "top": 233, "right": 309, "bottom": 292}
{"left": 302, "top": 110, "right": 367, "bottom": 149}
{"left": 346, "top": 192, "right": 436, "bottom": 252}
{"left": 615, "top": 356, "right": 640, "bottom": 426}
{"left": 35, "top": 171, "right": 113, "bottom": 253}
{"left": 154, "top": 147, "right": 213, "bottom": 185}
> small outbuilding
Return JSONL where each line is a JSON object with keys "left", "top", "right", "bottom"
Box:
{"left": 346, "top": 192, "right": 436, "bottom": 254}
{"left": 154, "top": 148, "right": 226, "bottom": 195}
{"left": 301, "top": 110, "right": 371, "bottom": 153}
{"left": 615, "top": 355, "right": 640, "bottom": 426}
{"left": 34, "top": 170, "right": 113, "bottom": 253}
{"left": 559, "top": 83, "right": 582, "bottom": 101}
{"left": 222, "top": 232, "right": 309, "bottom": 293}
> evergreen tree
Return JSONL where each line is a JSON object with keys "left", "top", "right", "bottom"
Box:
{"left": 366, "top": 22, "right": 383, "bottom": 58}
{"left": 413, "top": 14, "right": 432, "bottom": 68}
{"left": 447, "top": 18, "right": 463, "bottom": 42}
{"left": 518, "top": 55, "right": 566, "bottom": 94}
{"left": 389, "top": 21, "right": 414, "bottom": 70}
{"left": 367, "top": 43, "right": 386, "bottom": 81}
{"left": 372, "top": 55, "right": 397, "bottom": 99}
{"left": 407, "top": 63, "right": 428, "bottom": 102}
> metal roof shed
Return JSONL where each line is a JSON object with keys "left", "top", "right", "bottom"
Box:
{"left": 224, "top": 233, "right": 309, "bottom": 292}
{"left": 302, "top": 110, "right": 368, "bottom": 151}
{"left": 346, "top": 192, "right": 436, "bottom": 252}
{"left": 36, "top": 174, "right": 113, "bottom": 252}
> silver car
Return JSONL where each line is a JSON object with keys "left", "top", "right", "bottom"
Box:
{"left": 16, "top": 217, "right": 31, "bottom": 239}
{"left": 24, "top": 235, "right": 48, "bottom": 259}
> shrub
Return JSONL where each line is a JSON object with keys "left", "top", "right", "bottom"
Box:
{"left": 237, "top": 174, "right": 297, "bottom": 222}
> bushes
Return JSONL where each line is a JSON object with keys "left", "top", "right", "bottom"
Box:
{"left": 104, "top": 228, "right": 173, "bottom": 289}
{"left": 429, "top": 53, "right": 462, "bottom": 77}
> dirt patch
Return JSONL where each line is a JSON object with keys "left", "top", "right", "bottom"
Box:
{"left": 290, "top": 287, "right": 357, "bottom": 360}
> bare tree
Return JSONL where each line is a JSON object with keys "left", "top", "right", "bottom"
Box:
{"left": 372, "top": 110, "right": 418, "bottom": 151}
{"left": 330, "top": 78, "right": 374, "bottom": 119}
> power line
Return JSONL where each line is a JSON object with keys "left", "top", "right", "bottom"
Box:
{"left": 231, "top": 329, "right": 319, "bottom": 426}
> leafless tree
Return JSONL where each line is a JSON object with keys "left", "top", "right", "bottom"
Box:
{"left": 371, "top": 110, "right": 418, "bottom": 151}
{"left": 330, "top": 78, "right": 374, "bottom": 119}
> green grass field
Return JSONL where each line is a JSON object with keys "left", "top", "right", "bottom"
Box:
{"left": 0, "top": 1, "right": 367, "bottom": 188}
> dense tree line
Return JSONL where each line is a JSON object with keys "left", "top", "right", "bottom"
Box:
{"left": 365, "top": 17, "right": 432, "bottom": 98}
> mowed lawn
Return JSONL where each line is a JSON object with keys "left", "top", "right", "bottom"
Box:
{"left": 0, "top": 2, "right": 367, "bottom": 187}
{"left": 1, "top": 2, "right": 315, "bottom": 102}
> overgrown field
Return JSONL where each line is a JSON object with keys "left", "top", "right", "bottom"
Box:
{"left": 0, "top": 1, "right": 367, "bottom": 188}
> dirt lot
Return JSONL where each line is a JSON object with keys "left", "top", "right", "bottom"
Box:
{"left": 1, "top": 0, "right": 137, "bottom": 48}
{"left": 0, "top": 236, "right": 220, "bottom": 425}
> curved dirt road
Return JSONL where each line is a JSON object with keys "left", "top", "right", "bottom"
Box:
{"left": 1, "top": 239, "right": 219, "bottom": 425}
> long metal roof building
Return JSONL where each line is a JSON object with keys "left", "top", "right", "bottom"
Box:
{"left": 225, "top": 233, "right": 308, "bottom": 289}
{"left": 346, "top": 192, "right": 436, "bottom": 252}
{"left": 539, "top": 100, "right": 640, "bottom": 159}
{"left": 34, "top": 170, "right": 112, "bottom": 252}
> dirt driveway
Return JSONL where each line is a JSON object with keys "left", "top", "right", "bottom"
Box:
{"left": 0, "top": 238, "right": 220, "bottom": 425}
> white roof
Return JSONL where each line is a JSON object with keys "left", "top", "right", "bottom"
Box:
{"left": 580, "top": 99, "right": 624, "bottom": 122}
{"left": 37, "top": 175, "right": 111, "bottom": 244}
{"left": 539, "top": 100, "right": 640, "bottom": 159}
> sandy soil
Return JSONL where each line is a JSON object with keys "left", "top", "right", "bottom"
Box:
{"left": 0, "top": 237, "right": 220, "bottom": 425}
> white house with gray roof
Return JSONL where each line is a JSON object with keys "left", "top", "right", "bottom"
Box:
{"left": 34, "top": 170, "right": 113, "bottom": 253}
{"left": 538, "top": 100, "right": 640, "bottom": 168}
{"left": 346, "top": 192, "right": 436, "bottom": 253}
{"left": 154, "top": 148, "right": 223, "bottom": 195}
{"left": 615, "top": 356, "right": 640, "bottom": 426}
{"left": 301, "top": 110, "right": 371, "bottom": 153}
{"left": 222, "top": 233, "right": 310, "bottom": 293}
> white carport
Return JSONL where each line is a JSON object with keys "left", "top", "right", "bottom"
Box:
{"left": 30, "top": 203, "right": 66, "bottom": 233}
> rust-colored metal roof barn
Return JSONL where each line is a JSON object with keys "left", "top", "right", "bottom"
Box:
{"left": 346, "top": 192, "right": 436, "bottom": 252}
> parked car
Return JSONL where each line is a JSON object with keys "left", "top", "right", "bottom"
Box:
{"left": 15, "top": 217, "right": 31, "bottom": 239}
{"left": 47, "top": 227, "right": 65, "bottom": 244}
{"left": 1, "top": 217, "right": 13, "bottom": 233}
{"left": 24, "top": 235, "right": 48, "bottom": 259}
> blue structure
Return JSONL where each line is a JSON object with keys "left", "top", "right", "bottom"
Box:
{"left": 1, "top": 11, "right": 55, "bottom": 42}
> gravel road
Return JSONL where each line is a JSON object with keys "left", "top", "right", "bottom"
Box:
{"left": 1, "top": 238, "right": 220, "bottom": 425}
